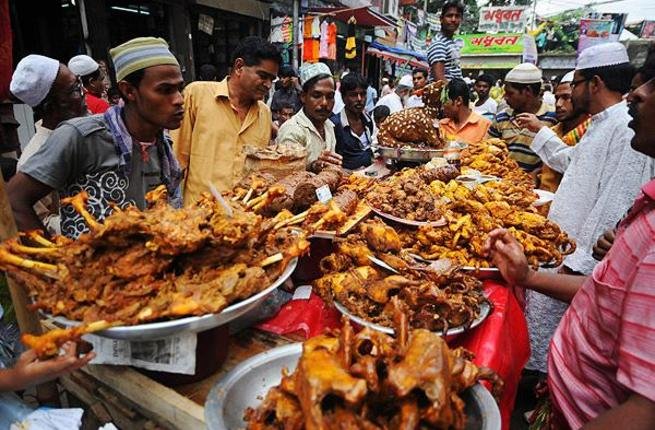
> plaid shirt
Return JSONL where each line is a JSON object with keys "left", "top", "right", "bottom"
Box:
{"left": 548, "top": 179, "right": 655, "bottom": 428}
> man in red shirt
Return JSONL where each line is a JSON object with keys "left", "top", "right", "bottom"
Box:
{"left": 484, "top": 51, "right": 655, "bottom": 429}
{"left": 68, "top": 55, "right": 109, "bottom": 114}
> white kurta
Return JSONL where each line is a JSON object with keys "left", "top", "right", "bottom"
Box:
{"left": 524, "top": 101, "right": 655, "bottom": 372}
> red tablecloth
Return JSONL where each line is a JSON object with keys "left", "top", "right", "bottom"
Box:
{"left": 257, "top": 280, "right": 530, "bottom": 429}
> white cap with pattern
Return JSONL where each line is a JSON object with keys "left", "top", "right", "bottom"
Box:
{"left": 576, "top": 42, "right": 629, "bottom": 70}
{"left": 10, "top": 55, "right": 60, "bottom": 107}
{"left": 68, "top": 55, "right": 100, "bottom": 77}
{"left": 299, "top": 62, "right": 332, "bottom": 85}
{"left": 505, "top": 63, "right": 542, "bottom": 84}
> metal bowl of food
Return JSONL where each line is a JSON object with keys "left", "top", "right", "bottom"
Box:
{"left": 205, "top": 343, "right": 501, "bottom": 430}
{"left": 48, "top": 258, "right": 298, "bottom": 341}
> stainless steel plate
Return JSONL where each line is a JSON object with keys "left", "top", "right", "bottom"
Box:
{"left": 205, "top": 343, "right": 500, "bottom": 430}
{"left": 378, "top": 145, "right": 446, "bottom": 162}
{"left": 334, "top": 300, "right": 491, "bottom": 336}
{"left": 48, "top": 258, "right": 298, "bottom": 341}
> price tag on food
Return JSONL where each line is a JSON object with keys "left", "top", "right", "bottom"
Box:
{"left": 292, "top": 285, "right": 312, "bottom": 301}
{"left": 315, "top": 184, "right": 332, "bottom": 203}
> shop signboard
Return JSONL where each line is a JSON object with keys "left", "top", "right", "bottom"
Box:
{"left": 478, "top": 6, "right": 529, "bottom": 33}
{"left": 642, "top": 20, "right": 655, "bottom": 40}
{"left": 578, "top": 19, "right": 613, "bottom": 54}
{"left": 456, "top": 33, "right": 524, "bottom": 56}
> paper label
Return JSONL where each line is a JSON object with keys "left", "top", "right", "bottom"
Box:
{"left": 292, "top": 285, "right": 312, "bottom": 300}
{"left": 315, "top": 185, "right": 332, "bottom": 203}
{"left": 84, "top": 332, "right": 197, "bottom": 375}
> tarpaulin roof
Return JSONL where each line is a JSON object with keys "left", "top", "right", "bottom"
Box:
{"left": 366, "top": 41, "right": 429, "bottom": 70}
{"left": 307, "top": 6, "right": 396, "bottom": 28}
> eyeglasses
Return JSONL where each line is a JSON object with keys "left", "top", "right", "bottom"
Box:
{"left": 67, "top": 77, "right": 84, "bottom": 97}
{"left": 570, "top": 77, "right": 591, "bottom": 89}
{"left": 637, "top": 77, "right": 655, "bottom": 94}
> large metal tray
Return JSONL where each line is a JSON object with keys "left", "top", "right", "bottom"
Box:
{"left": 334, "top": 299, "right": 491, "bottom": 336}
{"left": 205, "top": 343, "right": 501, "bottom": 430}
{"left": 48, "top": 258, "right": 298, "bottom": 341}
{"left": 378, "top": 145, "right": 446, "bottom": 162}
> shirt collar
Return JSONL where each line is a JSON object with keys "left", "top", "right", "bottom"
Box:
{"left": 591, "top": 100, "right": 626, "bottom": 124}
{"left": 338, "top": 108, "right": 371, "bottom": 128}
{"left": 214, "top": 78, "right": 230, "bottom": 99}
{"left": 440, "top": 111, "right": 479, "bottom": 127}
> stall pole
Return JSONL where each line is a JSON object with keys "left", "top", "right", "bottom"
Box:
{"left": 292, "top": 0, "right": 300, "bottom": 69}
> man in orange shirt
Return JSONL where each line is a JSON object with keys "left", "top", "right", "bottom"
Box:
{"left": 439, "top": 78, "right": 491, "bottom": 144}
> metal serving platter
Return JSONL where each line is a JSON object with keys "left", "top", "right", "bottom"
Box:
{"left": 334, "top": 300, "right": 491, "bottom": 337}
{"left": 205, "top": 343, "right": 500, "bottom": 430}
{"left": 378, "top": 142, "right": 468, "bottom": 163}
{"left": 369, "top": 206, "right": 447, "bottom": 227}
{"left": 48, "top": 258, "right": 298, "bottom": 341}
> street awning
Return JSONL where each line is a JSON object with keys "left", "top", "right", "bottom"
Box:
{"left": 366, "top": 41, "right": 429, "bottom": 70}
{"left": 308, "top": 6, "right": 396, "bottom": 28}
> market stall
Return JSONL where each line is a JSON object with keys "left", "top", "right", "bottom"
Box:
{"left": 1, "top": 100, "right": 579, "bottom": 428}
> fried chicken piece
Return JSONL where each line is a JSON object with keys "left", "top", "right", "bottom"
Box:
{"left": 359, "top": 219, "right": 401, "bottom": 253}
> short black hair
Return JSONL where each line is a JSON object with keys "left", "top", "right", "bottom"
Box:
{"left": 118, "top": 68, "right": 146, "bottom": 101}
{"left": 578, "top": 63, "right": 635, "bottom": 94}
{"left": 373, "top": 105, "right": 390, "bottom": 123}
{"left": 231, "top": 36, "right": 282, "bottom": 68}
{"left": 199, "top": 63, "right": 217, "bottom": 80}
{"left": 505, "top": 81, "right": 542, "bottom": 97}
{"left": 81, "top": 68, "right": 101, "bottom": 87}
{"left": 475, "top": 73, "right": 494, "bottom": 87}
{"left": 638, "top": 43, "right": 655, "bottom": 81}
{"left": 279, "top": 65, "right": 297, "bottom": 78}
{"left": 441, "top": 1, "right": 464, "bottom": 16}
{"left": 340, "top": 73, "right": 367, "bottom": 94}
{"left": 447, "top": 78, "right": 470, "bottom": 104}
{"left": 412, "top": 68, "right": 428, "bottom": 79}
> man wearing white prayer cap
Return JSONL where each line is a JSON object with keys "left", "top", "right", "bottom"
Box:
{"left": 374, "top": 74, "right": 414, "bottom": 114}
{"left": 68, "top": 54, "right": 109, "bottom": 114}
{"left": 276, "top": 62, "right": 342, "bottom": 172}
{"left": 9, "top": 54, "right": 87, "bottom": 234}
{"left": 488, "top": 63, "right": 557, "bottom": 172}
{"left": 513, "top": 41, "right": 655, "bottom": 377}
{"left": 11, "top": 55, "right": 86, "bottom": 169}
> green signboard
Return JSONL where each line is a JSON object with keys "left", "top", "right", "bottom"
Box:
{"left": 455, "top": 33, "right": 524, "bottom": 56}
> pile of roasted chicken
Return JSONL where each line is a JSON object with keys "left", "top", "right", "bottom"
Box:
{"left": 0, "top": 187, "right": 309, "bottom": 357}
{"left": 245, "top": 312, "right": 501, "bottom": 429}
{"left": 314, "top": 219, "right": 487, "bottom": 333}
{"left": 366, "top": 165, "right": 459, "bottom": 222}
{"left": 404, "top": 180, "right": 575, "bottom": 268}
{"left": 460, "top": 139, "right": 534, "bottom": 188}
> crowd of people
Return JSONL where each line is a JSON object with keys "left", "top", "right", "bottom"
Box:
{"left": 0, "top": 0, "right": 654, "bottom": 428}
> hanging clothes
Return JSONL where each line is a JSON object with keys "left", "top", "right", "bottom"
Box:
{"left": 303, "top": 16, "right": 313, "bottom": 39}
{"left": 345, "top": 17, "right": 357, "bottom": 60}
{"left": 319, "top": 20, "right": 329, "bottom": 59}
{"left": 281, "top": 16, "right": 293, "bottom": 44}
{"left": 328, "top": 22, "right": 337, "bottom": 60}
{"left": 311, "top": 16, "right": 321, "bottom": 38}
{"left": 270, "top": 16, "right": 285, "bottom": 43}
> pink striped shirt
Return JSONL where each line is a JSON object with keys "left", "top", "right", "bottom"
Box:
{"left": 548, "top": 179, "right": 655, "bottom": 429}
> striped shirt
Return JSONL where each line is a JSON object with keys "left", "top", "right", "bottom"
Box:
{"left": 427, "top": 32, "right": 463, "bottom": 81}
{"left": 548, "top": 179, "right": 655, "bottom": 429}
{"left": 488, "top": 102, "right": 557, "bottom": 172}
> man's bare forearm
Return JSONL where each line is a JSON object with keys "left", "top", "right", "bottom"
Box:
{"left": 523, "top": 270, "right": 587, "bottom": 302}
{"left": 582, "top": 394, "right": 655, "bottom": 430}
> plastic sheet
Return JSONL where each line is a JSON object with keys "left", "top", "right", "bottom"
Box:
{"left": 257, "top": 280, "right": 530, "bottom": 429}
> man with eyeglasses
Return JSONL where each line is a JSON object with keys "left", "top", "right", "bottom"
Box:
{"left": 68, "top": 55, "right": 110, "bottom": 114}
{"left": 513, "top": 43, "right": 655, "bottom": 380}
{"left": 10, "top": 55, "right": 87, "bottom": 234}
{"left": 483, "top": 46, "right": 655, "bottom": 429}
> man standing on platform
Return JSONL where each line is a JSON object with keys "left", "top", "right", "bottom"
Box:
{"left": 488, "top": 63, "right": 557, "bottom": 173}
{"left": 68, "top": 55, "right": 109, "bottom": 114}
{"left": 173, "top": 37, "right": 281, "bottom": 205}
{"left": 427, "top": 1, "right": 464, "bottom": 82}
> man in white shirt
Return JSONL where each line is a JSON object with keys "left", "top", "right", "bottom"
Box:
{"left": 375, "top": 74, "right": 413, "bottom": 113}
{"left": 406, "top": 68, "right": 428, "bottom": 108}
{"left": 472, "top": 73, "right": 497, "bottom": 121}
{"left": 515, "top": 42, "right": 655, "bottom": 374}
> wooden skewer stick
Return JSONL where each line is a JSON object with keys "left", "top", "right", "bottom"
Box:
{"left": 260, "top": 253, "right": 283, "bottom": 267}
{"left": 241, "top": 187, "right": 254, "bottom": 204}
{"left": 311, "top": 218, "right": 326, "bottom": 231}
{"left": 274, "top": 210, "right": 309, "bottom": 229}
{"left": 24, "top": 231, "right": 58, "bottom": 248}
{"left": 0, "top": 248, "right": 58, "bottom": 273}
{"left": 246, "top": 192, "right": 268, "bottom": 209}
